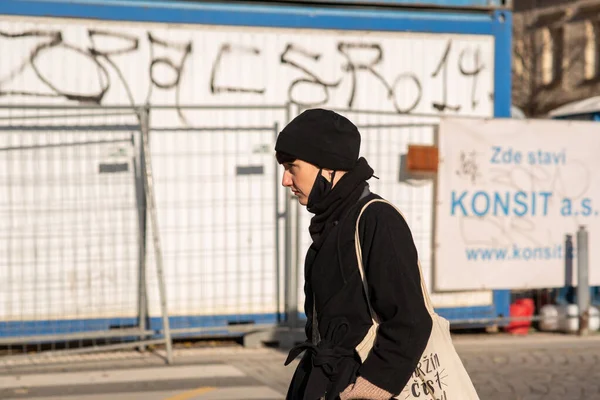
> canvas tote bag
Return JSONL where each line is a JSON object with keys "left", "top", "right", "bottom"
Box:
{"left": 353, "top": 199, "right": 480, "bottom": 400}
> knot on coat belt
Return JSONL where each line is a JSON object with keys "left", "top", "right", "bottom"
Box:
{"left": 285, "top": 338, "right": 355, "bottom": 376}
{"left": 284, "top": 318, "right": 359, "bottom": 400}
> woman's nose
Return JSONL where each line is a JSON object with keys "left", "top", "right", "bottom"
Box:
{"left": 282, "top": 170, "right": 293, "bottom": 187}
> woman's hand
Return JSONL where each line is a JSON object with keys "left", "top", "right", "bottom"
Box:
{"left": 339, "top": 376, "right": 393, "bottom": 400}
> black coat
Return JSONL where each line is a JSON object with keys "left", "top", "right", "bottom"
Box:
{"left": 285, "top": 189, "right": 433, "bottom": 400}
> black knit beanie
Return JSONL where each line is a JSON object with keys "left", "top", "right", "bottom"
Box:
{"left": 275, "top": 109, "right": 361, "bottom": 171}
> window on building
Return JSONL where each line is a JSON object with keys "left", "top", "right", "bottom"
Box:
{"left": 540, "top": 26, "right": 564, "bottom": 85}
{"left": 584, "top": 20, "right": 600, "bottom": 80}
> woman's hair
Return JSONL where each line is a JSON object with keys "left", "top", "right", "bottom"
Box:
{"left": 276, "top": 151, "right": 296, "bottom": 165}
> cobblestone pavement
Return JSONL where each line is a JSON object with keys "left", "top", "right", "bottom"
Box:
{"left": 237, "top": 333, "right": 600, "bottom": 400}
{"left": 1, "top": 333, "right": 599, "bottom": 399}
{"left": 456, "top": 334, "right": 600, "bottom": 400}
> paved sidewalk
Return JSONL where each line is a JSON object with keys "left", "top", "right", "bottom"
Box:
{"left": 455, "top": 333, "right": 600, "bottom": 400}
{"left": 0, "top": 346, "right": 290, "bottom": 400}
{"left": 1, "top": 333, "right": 599, "bottom": 400}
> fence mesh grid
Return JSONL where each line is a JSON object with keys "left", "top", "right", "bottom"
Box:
{"left": 0, "top": 107, "right": 147, "bottom": 355}
{"left": 0, "top": 105, "right": 293, "bottom": 358}
{"left": 144, "top": 107, "right": 288, "bottom": 334}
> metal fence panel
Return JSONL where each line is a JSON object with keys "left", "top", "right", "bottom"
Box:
{"left": 0, "top": 104, "right": 292, "bottom": 358}
{"left": 0, "top": 107, "right": 172, "bottom": 359}
{"left": 142, "top": 106, "right": 290, "bottom": 336}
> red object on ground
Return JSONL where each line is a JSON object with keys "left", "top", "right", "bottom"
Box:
{"left": 505, "top": 298, "right": 535, "bottom": 335}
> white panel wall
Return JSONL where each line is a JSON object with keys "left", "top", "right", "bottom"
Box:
{"left": 0, "top": 15, "right": 496, "bottom": 322}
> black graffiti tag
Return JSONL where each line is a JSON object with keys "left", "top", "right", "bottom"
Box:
{"left": 431, "top": 40, "right": 461, "bottom": 112}
{"left": 337, "top": 42, "right": 422, "bottom": 114}
{"left": 210, "top": 43, "right": 265, "bottom": 94}
{"left": 87, "top": 29, "right": 140, "bottom": 106}
{"left": 280, "top": 43, "right": 341, "bottom": 107}
{"left": 147, "top": 33, "right": 192, "bottom": 124}
{"left": 458, "top": 46, "right": 485, "bottom": 110}
{"left": 0, "top": 29, "right": 195, "bottom": 125}
{"left": 0, "top": 30, "right": 109, "bottom": 103}
{"left": 0, "top": 28, "right": 488, "bottom": 118}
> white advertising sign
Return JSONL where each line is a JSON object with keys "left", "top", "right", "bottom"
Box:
{"left": 436, "top": 117, "right": 600, "bottom": 290}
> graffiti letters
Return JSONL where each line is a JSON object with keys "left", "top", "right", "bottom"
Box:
{"left": 0, "top": 28, "right": 194, "bottom": 124}
{"left": 87, "top": 29, "right": 139, "bottom": 105}
{"left": 431, "top": 40, "right": 460, "bottom": 112}
{"left": 459, "top": 46, "right": 485, "bottom": 109}
{"left": 337, "top": 42, "right": 423, "bottom": 113}
{"left": 211, "top": 43, "right": 265, "bottom": 94}
{"left": 280, "top": 43, "right": 341, "bottom": 107}
{"left": 147, "top": 33, "right": 192, "bottom": 124}
{"left": 0, "top": 23, "right": 491, "bottom": 122}
{"left": 0, "top": 30, "right": 109, "bottom": 102}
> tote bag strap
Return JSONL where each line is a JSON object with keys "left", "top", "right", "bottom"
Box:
{"left": 354, "top": 199, "right": 435, "bottom": 317}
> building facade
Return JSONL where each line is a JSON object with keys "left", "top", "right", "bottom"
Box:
{"left": 513, "top": 0, "right": 600, "bottom": 116}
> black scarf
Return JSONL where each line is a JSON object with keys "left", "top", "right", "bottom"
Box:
{"left": 307, "top": 157, "right": 374, "bottom": 250}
